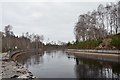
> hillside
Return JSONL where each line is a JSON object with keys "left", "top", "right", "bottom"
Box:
{"left": 66, "top": 33, "right": 120, "bottom": 50}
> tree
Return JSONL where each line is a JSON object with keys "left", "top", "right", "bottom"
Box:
{"left": 2, "top": 25, "right": 44, "bottom": 52}
{"left": 4, "top": 25, "right": 13, "bottom": 36}
{"left": 74, "top": 2, "right": 119, "bottom": 42}
{"left": 118, "top": 1, "right": 120, "bottom": 33}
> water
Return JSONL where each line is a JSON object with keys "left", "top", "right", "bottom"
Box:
{"left": 16, "top": 50, "right": 120, "bottom": 78}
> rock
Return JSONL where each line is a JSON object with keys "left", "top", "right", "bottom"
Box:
{"left": 2, "top": 65, "right": 6, "bottom": 67}
{"left": 18, "top": 73, "right": 29, "bottom": 78}
{"left": 32, "top": 76, "right": 36, "bottom": 78}
{"left": 28, "top": 71, "right": 32, "bottom": 74}
{"left": 2, "top": 52, "right": 35, "bottom": 79}
{"left": 2, "top": 59, "right": 10, "bottom": 62}
{"left": 96, "top": 38, "right": 116, "bottom": 49}
{"left": 11, "top": 75, "right": 19, "bottom": 78}
{"left": 30, "top": 74, "right": 33, "bottom": 76}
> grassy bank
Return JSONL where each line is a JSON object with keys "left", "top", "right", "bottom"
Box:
{"left": 67, "top": 39, "right": 102, "bottom": 49}
{"left": 111, "top": 33, "right": 120, "bottom": 50}
{"left": 67, "top": 33, "right": 120, "bottom": 50}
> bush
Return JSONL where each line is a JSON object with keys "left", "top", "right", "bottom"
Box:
{"left": 111, "top": 34, "right": 120, "bottom": 50}
{"left": 67, "top": 39, "right": 102, "bottom": 49}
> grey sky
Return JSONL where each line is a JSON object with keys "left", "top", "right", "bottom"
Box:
{"left": 1, "top": 2, "right": 111, "bottom": 43}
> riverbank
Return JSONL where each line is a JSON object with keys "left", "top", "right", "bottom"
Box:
{"left": 66, "top": 49, "right": 120, "bottom": 62}
{"left": 1, "top": 51, "right": 36, "bottom": 79}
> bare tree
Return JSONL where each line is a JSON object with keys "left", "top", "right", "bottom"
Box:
{"left": 2, "top": 25, "right": 44, "bottom": 52}
{"left": 74, "top": 2, "right": 119, "bottom": 42}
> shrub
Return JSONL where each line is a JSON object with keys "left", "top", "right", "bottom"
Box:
{"left": 67, "top": 39, "right": 102, "bottom": 49}
{"left": 111, "top": 34, "right": 120, "bottom": 50}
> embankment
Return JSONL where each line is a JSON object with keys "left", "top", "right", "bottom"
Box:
{"left": 66, "top": 49, "right": 120, "bottom": 62}
{"left": 2, "top": 50, "right": 35, "bottom": 79}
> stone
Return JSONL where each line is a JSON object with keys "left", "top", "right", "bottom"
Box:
{"left": 11, "top": 75, "right": 19, "bottom": 78}
{"left": 1, "top": 52, "right": 35, "bottom": 79}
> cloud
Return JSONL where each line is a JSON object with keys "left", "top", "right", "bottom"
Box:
{"left": 2, "top": 2, "right": 108, "bottom": 43}
{"left": 0, "top": 3, "right": 2, "bottom": 29}
{"left": 0, "top": 0, "right": 116, "bottom": 2}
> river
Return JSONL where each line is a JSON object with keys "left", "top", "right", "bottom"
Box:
{"left": 16, "top": 50, "right": 120, "bottom": 78}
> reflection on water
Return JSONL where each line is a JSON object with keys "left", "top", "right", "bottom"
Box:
{"left": 16, "top": 50, "right": 120, "bottom": 78}
{"left": 75, "top": 57, "right": 120, "bottom": 78}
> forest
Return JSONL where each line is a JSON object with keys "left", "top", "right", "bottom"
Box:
{"left": 1, "top": 25, "right": 44, "bottom": 52}
{"left": 67, "top": 1, "right": 120, "bottom": 50}
{"left": 75, "top": 2, "right": 120, "bottom": 41}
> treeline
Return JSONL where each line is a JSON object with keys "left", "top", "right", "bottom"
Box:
{"left": 66, "top": 2, "right": 120, "bottom": 50}
{"left": 75, "top": 2, "right": 120, "bottom": 41}
{"left": 66, "top": 39, "right": 102, "bottom": 49}
{"left": 2, "top": 25, "right": 44, "bottom": 52}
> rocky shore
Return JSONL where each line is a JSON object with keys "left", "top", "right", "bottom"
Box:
{"left": 1, "top": 52, "right": 36, "bottom": 79}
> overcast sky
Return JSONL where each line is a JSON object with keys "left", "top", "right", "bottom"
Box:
{"left": 1, "top": 1, "right": 115, "bottom": 43}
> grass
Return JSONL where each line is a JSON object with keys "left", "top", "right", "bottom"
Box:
{"left": 67, "top": 33, "right": 120, "bottom": 50}
{"left": 111, "top": 33, "right": 120, "bottom": 50}
{"left": 67, "top": 39, "right": 102, "bottom": 49}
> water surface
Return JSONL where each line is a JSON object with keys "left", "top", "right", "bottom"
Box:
{"left": 16, "top": 50, "right": 120, "bottom": 78}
